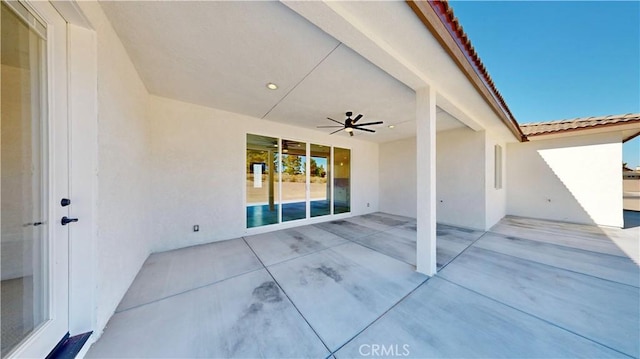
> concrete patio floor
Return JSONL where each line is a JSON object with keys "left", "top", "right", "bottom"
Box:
{"left": 86, "top": 212, "right": 639, "bottom": 358}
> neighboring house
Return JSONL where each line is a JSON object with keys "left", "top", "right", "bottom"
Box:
{"left": 624, "top": 171, "right": 640, "bottom": 180}
{"left": 1, "top": 1, "right": 638, "bottom": 357}
{"left": 622, "top": 161, "right": 640, "bottom": 211}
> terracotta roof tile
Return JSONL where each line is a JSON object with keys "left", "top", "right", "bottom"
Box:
{"left": 429, "top": 0, "right": 524, "bottom": 139}
{"left": 411, "top": 1, "right": 637, "bottom": 142}
{"left": 520, "top": 113, "right": 640, "bottom": 137}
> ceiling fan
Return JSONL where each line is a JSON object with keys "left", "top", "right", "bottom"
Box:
{"left": 317, "top": 111, "right": 383, "bottom": 137}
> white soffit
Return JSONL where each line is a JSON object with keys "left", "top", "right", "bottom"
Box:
{"left": 99, "top": 1, "right": 339, "bottom": 119}
{"left": 283, "top": 1, "right": 515, "bottom": 139}
{"left": 265, "top": 44, "right": 464, "bottom": 142}
{"left": 265, "top": 44, "right": 415, "bottom": 143}
{"left": 100, "top": 1, "right": 467, "bottom": 143}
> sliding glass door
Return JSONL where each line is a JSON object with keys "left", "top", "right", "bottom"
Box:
{"left": 246, "top": 134, "right": 349, "bottom": 228}
{"left": 310, "top": 144, "right": 331, "bottom": 217}
{"left": 246, "top": 134, "right": 279, "bottom": 228}
{"left": 281, "top": 139, "right": 307, "bottom": 222}
{"left": 334, "top": 147, "right": 351, "bottom": 214}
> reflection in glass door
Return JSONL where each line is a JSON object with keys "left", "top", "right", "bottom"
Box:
{"left": 310, "top": 144, "right": 331, "bottom": 217}
{"left": 246, "top": 134, "right": 351, "bottom": 227}
{"left": 334, "top": 147, "right": 351, "bottom": 214}
{"left": 246, "top": 134, "right": 280, "bottom": 228}
{"left": 1, "top": 2, "right": 48, "bottom": 355}
{"left": 281, "top": 140, "right": 307, "bottom": 222}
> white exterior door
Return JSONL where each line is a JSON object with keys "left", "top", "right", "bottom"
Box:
{"left": 1, "top": 1, "right": 70, "bottom": 357}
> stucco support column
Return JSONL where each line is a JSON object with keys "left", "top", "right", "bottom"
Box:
{"left": 416, "top": 86, "right": 437, "bottom": 276}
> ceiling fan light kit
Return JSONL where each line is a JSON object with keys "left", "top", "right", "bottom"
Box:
{"left": 318, "top": 111, "right": 384, "bottom": 137}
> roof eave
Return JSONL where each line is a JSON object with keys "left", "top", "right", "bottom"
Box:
{"left": 623, "top": 130, "right": 640, "bottom": 143}
{"left": 524, "top": 121, "right": 640, "bottom": 141}
{"left": 406, "top": 0, "right": 527, "bottom": 142}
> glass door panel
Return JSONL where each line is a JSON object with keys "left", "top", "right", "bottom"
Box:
{"left": 1, "top": 2, "right": 48, "bottom": 355}
{"left": 246, "top": 134, "right": 279, "bottom": 227}
{"left": 281, "top": 139, "right": 307, "bottom": 222}
{"left": 310, "top": 144, "right": 331, "bottom": 217}
{"left": 333, "top": 147, "right": 351, "bottom": 214}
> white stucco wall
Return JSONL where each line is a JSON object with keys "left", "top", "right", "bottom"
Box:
{"left": 436, "top": 128, "right": 486, "bottom": 230}
{"left": 78, "top": 1, "right": 153, "bottom": 333}
{"left": 485, "top": 133, "right": 507, "bottom": 230}
{"left": 507, "top": 132, "right": 623, "bottom": 227}
{"left": 379, "top": 137, "right": 417, "bottom": 218}
{"left": 378, "top": 127, "right": 493, "bottom": 230}
{"left": 147, "top": 95, "right": 379, "bottom": 252}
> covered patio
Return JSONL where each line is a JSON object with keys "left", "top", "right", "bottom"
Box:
{"left": 86, "top": 213, "right": 639, "bottom": 358}
{"left": 2, "top": 0, "right": 638, "bottom": 357}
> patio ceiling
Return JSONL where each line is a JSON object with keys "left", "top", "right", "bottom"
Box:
{"left": 99, "top": 1, "right": 466, "bottom": 143}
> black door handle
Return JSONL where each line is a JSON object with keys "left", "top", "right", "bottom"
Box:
{"left": 61, "top": 216, "right": 79, "bottom": 225}
{"left": 61, "top": 198, "right": 71, "bottom": 207}
{"left": 23, "top": 222, "right": 44, "bottom": 227}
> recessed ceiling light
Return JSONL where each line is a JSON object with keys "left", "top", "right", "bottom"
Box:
{"left": 388, "top": 125, "right": 395, "bottom": 129}
{"left": 266, "top": 83, "right": 278, "bottom": 90}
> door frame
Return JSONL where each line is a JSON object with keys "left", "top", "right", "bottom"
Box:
{"left": 3, "top": 1, "right": 70, "bottom": 356}
{"left": 7, "top": 1, "right": 99, "bottom": 357}
{"left": 51, "top": 0, "right": 99, "bottom": 342}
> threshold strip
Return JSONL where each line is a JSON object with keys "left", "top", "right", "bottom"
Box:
{"left": 46, "top": 331, "right": 92, "bottom": 359}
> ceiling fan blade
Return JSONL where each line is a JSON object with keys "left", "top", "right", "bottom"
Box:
{"left": 326, "top": 117, "right": 344, "bottom": 125}
{"left": 352, "top": 114, "right": 363, "bottom": 123}
{"left": 353, "top": 121, "right": 383, "bottom": 127}
{"left": 354, "top": 127, "right": 375, "bottom": 133}
{"left": 349, "top": 131, "right": 354, "bottom": 137}
{"left": 329, "top": 128, "right": 344, "bottom": 135}
{"left": 317, "top": 125, "right": 344, "bottom": 128}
